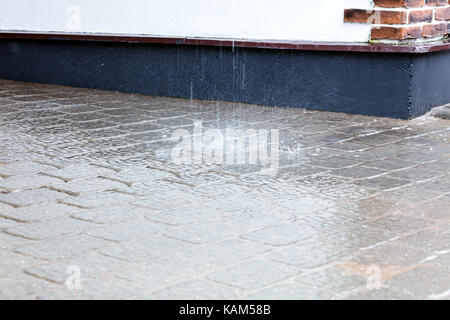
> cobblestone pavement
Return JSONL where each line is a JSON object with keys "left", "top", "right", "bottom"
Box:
{"left": 0, "top": 80, "right": 449, "bottom": 300}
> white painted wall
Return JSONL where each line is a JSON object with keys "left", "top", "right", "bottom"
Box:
{"left": 0, "top": 0, "right": 372, "bottom": 42}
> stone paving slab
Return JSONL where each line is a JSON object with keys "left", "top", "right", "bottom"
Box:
{"left": 0, "top": 80, "right": 449, "bottom": 300}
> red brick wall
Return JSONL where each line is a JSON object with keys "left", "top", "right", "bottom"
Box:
{"left": 344, "top": 0, "right": 450, "bottom": 42}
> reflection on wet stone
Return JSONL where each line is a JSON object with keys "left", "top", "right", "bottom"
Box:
{"left": 0, "top": 80, "right": 449, "bottom": 299}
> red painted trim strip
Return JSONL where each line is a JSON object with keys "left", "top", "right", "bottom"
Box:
{"left": 0, "top": 31, "right": 449, "bottom": 54}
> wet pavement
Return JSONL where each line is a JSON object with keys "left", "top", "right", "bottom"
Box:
{"left": 0, "top": 79, "right": 449, "bottom": 300}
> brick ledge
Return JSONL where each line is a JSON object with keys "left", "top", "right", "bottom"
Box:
{"left": 0, "top": 31, "right": 449, "bottom": 54}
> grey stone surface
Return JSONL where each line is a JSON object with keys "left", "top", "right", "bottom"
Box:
{"left": 396, "top": 230, "right": 450, "bottom": 253}
{"left": 244, "top": 283, "right": 332, "bottom": 300}
{"left": 0, "top": 251, "right": 41, "bottom": 276}
{"left": 49, "top": 177, "right": 124, "bottom": 196}
{"left": 24, "top": 253, "right": 129, "bottom": 284}
{"left": 0, "top": 80, "right": 449, "bottom": 299}
{"left": 0, "top": 216, "right": 17, "bottom": 228}
{"left": 85, "top": 220, "right": 169, "bottom": 242}
{"left": 164, "top": 222, "right": 248, "bottom": 245}
{"left": 114, "top": 255, "right": 212, "bottom": 290}
{"left": 15, "top": 235, "right": 110, "bottom": 260}
{"left": 319, "top": 227, "right": 398, "bottom": 251}
{"left": 267, "top": 240, "right": 353, "bottom": 268}
{"left": 59, "top": 191, "right": 138, "bottom": 209}
{"left": 430, "top": 105, "right": 450, "bottom": 120}
{"left": 295, "top": 267, "right": 367, "bottom": 295}
{"left": 0, "top": 161, "right": 56, "bottom": 178}
{"left": 0, "top": 188, "right": 68, "bottom": 207}
{"left": 208, "top": 259, "right": 301, "bottom": 290}
{"left": 71, "top": 205, "right": 150, "bottom": 224}
{"left": 146, "top": 208, "right": 224, "bottom": 227}
{"left": 5, "top": 217, "right": 94, "bottom": 240}
{"left": 362, "top": 214, "right": 435, "bottom": 235}
{"left": 429, "top": 254, "right": 450, "bottom": 271}
{"left": 346, "top": 288, "right": 419, "bottom": 300}
{"left": 147, "top": 280, "right": 241, "bottom": 300}
{"left": 386, "top": 266, "right": 450, "bottom": 299}
{"left": 39, "top": 276, "right": 147, "bottom": 300}
{"left": 0, "top": 203, "right": 80, "bottom": 222}
{"left": 183, "top": 239, "right": 271, "bottom": 266}
{"left": 41, "top": 164, "right": 114, "bottom": 181}
{"left": 0, "top": 274, "right": 58, "bottom": 299}
{"left": 0, "top": 174, "right": 62, "bottom": 192}
{"left": 99, "top": 236, "right": 192, "bottom": 262}
{"left": 240, "top": 222, "right": 319, "bottom": 247}
{"left": 350, "top": 243, "right": 429, "bottom": 267}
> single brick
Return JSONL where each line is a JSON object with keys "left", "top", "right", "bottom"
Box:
{"left": 5, "top": 217, "right": 94, "bottom": 240}
{"left": 425, "top": 0, "right": 448, "bottom": 6}
{"left": 0, "top": 203, "right": 80, "bottom": 222}
{"left": 0, "top": 174, "right": 62, "bottom": 192}
{"left": 49, "top": 177, "right": 124, "bottom": 196}
{"left": 344, "top": 9, "right": 407, "bottom": 24}
{"left": 422, "top": 23, "right": 448, "bottom": 37}
{"left": 42, "top": 164, "right": 114, "bottom": 181}
{"left": 374, "top": 0, "right": 425, "bottom": 8}
{"left": 435, "top": 7, "right": 450, "bottom": 20}
{"left": 208, "top": 259, "right": 300, "bottom": 291}
{"left": 409, "top": 9, "right": 434, "bottom": 23}
{"left": 15, "top": 235, "right": 110, "bottom": 260}
{"left": 0, "top": 188, "right": 68, "bottom": 207}
{"left": 371, "top": 26, "right": 422, "bottom": 40}
{"left": 0, "top": 161, "right": 56, "bottom": 178}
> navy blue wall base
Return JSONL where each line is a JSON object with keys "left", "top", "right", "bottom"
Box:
{"left": 0, "top": 39, "right": 449, "bottom": 119}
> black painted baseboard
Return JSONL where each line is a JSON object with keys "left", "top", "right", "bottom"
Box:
{"left": 0, "top": 39, "right": 449, "bottom": 119}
